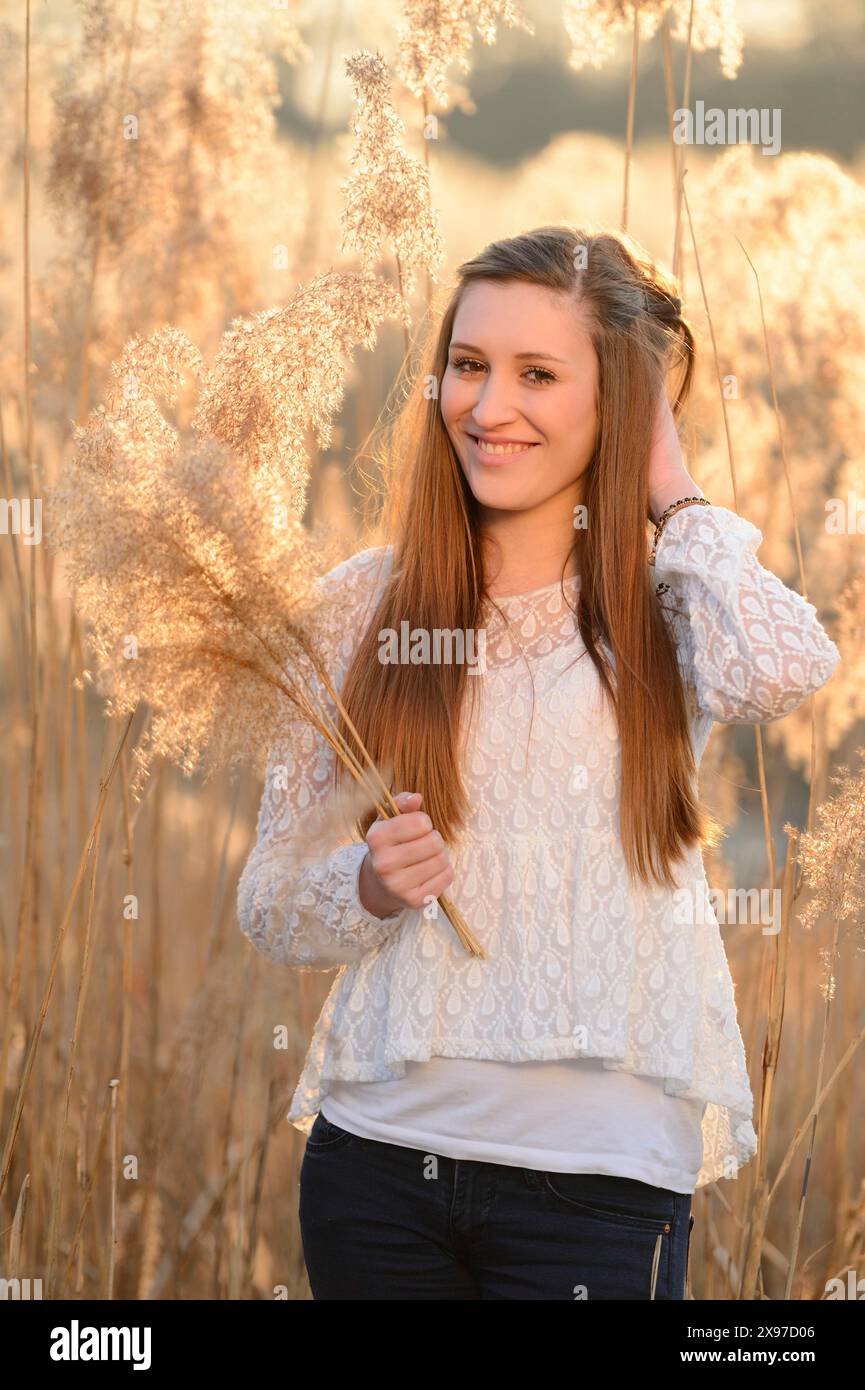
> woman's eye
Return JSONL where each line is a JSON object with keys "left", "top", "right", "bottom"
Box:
{"left": 450, "top": 357, "right": 556, "bottom": 385}
{"left": 451, "top": 356, "right": 485, "bottom": 374}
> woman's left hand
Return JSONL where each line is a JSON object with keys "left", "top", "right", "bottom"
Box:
{"left": 647, "top": 387, "right": 703, "bottom": 525}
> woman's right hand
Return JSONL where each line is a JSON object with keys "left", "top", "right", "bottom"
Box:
{"left": 358, "top": 791, "right": 455, "bottom": 918}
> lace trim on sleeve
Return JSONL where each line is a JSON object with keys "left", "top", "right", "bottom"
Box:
{"left": 654, "top": 504, "right": 840, "bottom": 724}
{"left": 236, "top": 548, "right": 409, "bottom": 971}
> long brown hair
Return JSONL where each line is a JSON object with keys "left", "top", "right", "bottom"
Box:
{"left": 336, "top": 225, "right": 721, "bottom": 891}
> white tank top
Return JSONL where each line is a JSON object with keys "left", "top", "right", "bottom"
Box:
{"left": 321, "top": 1056, "right": 707, "bottom": 1193}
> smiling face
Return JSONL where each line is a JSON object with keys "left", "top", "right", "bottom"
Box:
{"left": 440, "top": 279, "right": 600, "bottom": 520}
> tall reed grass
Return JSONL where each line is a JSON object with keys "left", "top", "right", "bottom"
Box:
{"left": 1, "top": 0, "right": 863, "bottom": 1301}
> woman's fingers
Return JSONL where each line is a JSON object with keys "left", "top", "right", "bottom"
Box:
{"left": 364, "top": 790, "right": 454, "bottom": 909}
{"left": 384, "top": 860, "right": 455, "bottom": 909}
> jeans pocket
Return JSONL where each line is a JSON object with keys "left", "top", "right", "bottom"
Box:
{"left": 542, "top": 1171, "right": 676, "bottom": 1234}
{"left": 304, "top": 1110, "right": 359, "bottom": 1153}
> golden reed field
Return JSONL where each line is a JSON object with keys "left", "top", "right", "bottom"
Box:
{"left": 1, "top": 0, "right": 864, "bottom": 1310}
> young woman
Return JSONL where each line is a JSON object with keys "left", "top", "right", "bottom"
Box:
{"left": 237, "top": 226, "right": 840, "bottom": 1300}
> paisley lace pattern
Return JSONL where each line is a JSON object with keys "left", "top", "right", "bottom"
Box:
{"left": 236, "top": 504, "right": 840, "bottom": 1188}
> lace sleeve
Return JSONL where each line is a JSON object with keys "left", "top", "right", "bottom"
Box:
{"left": 653, "top": 503, "right": 841, "bottom": 725}
{"left": 236, "top": 547, "right": 410, "bottom": 971}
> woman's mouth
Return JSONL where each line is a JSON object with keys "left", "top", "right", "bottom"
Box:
{"left": 467, "top": 434, "right": 540, "bottom": 465}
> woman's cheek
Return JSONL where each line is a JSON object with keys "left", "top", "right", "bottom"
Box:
{"left": 440, "top": 388, "right": 459, "bottom": 432}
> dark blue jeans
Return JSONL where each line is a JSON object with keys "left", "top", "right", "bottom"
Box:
{"left": 299, "top": 1111, "right": 695, "bottom": 1300}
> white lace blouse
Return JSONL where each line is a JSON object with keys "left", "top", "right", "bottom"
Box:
{"left": 236, "top": 503, "right": 841, "bottom": 1189}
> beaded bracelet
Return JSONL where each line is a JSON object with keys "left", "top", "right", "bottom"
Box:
{"left": 648, "top": 495, "right": 710, "bottom": 565}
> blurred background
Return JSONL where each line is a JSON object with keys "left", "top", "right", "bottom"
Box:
{"left": 1, "top": 0, "right": 864, "bottom": 1301}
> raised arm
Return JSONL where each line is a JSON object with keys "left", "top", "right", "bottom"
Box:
{"left": 236, "top": 547, "right": 409, "bottom": 970}
{"left": 653, "top": 502, "right": 841, "bottom": 725}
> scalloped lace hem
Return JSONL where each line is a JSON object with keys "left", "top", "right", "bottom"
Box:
{"left": 286, "top": 1041, "right": 758, "bottom": 1190}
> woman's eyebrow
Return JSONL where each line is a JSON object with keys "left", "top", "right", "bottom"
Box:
{"left": 448, "top": 341, "right": 570, "bottom": 364}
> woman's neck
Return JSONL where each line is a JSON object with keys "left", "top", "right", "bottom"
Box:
{"left": 480, "top": 497, "right": 582, "bottom": 598}
{"left": 485, "top": 556, "right": 579, "bottom": 599}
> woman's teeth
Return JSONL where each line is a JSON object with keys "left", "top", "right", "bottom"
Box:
{"left": 476, "top": 438, "right": 536, "bottom": 455}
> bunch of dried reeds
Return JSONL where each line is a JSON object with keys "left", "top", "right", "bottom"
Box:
{"left": 45, "top": 283, "right": 484, "bottom": 958}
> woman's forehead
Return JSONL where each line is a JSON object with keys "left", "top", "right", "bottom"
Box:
{"left": 451, "top": 281, "right": 594, "bottom": 357}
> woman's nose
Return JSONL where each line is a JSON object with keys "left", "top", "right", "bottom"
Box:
{"left": 469, "top": 378, "right": 519, "bottom": 426}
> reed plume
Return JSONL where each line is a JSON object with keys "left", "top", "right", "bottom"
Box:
{"left": 43, "top": 0, "right": 312, "bottom": 414}
{"left": 563, "top": 0, "right": 743, "bottom": 78}
{"left": 788, "top": 748, "right": 865, "bottom": 949}
{"left": 395, "top": 0, "right": 535, "bottom": 109}
{"left": 341, "top": 50, "right": 445, "bottom": 301}
{"left": 683, "top": 148, "right": 865, "bottom": 772}
{"left": 192, "top": 270, "right": 412, "bottom": 507}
